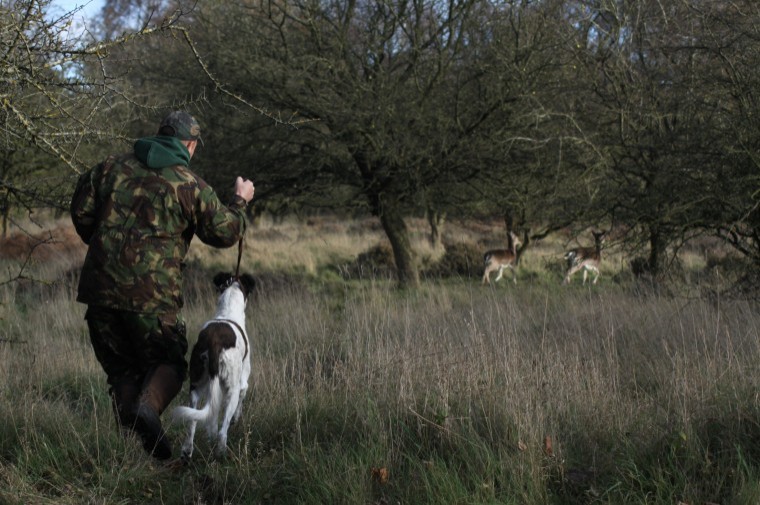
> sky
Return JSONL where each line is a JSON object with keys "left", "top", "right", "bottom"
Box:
{"left": 46, "top": 0, "right": 105, "bottom": 46}
{"left": 49, "top": 0, "right": 105, "bottom": 32}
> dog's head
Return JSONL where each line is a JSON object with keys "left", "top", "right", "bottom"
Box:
{"left": 213, "top": 272, "right": 256, "bottom": 300}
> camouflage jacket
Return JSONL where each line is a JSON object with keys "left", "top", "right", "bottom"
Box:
{"left": 70, "top": 136, "right": 247, "bottom": 314}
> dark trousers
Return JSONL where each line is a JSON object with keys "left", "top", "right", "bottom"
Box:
{"left": 85, "top": 306, "right": 188, "bottom": 422}
{"left": 85, "top": 306, "right": 188, "bottom": 386}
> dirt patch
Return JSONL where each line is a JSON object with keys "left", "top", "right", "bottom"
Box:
{"left": 0, "top": 224, "right": 86, "bottom": 263}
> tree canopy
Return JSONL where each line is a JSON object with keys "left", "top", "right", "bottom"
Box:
{"left": 5, "top": 0, "right": 760, "bottom": 285}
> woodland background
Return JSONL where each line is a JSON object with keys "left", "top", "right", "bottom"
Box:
{"left": 3, "top": 0, "right": 760, "bottom": 287}
{"left": 1, "top": 1, "right": 760, "bottom": 504}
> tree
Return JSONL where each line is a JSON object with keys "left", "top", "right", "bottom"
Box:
{"left": 0, "top": 0, "right": 252, "bottom": 291}
{"left": 1, "top": 0, "right": 101, "bottom": 223}
{"left": 564, "top": 0, "right": 726, "bottom": 276}
{"left": 689, "top": 0, "right": 760, "bottom": 269}
{"left": 148, "top": 0, "right": 603, "bottom": 287}
{"left": 443, "top": 0, "right": 608, "bottom": 256}
{"left": 0, "top": 0, "right": 208, "bottom": 225}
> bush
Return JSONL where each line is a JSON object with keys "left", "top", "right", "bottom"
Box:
{"left": 425, "top": 242, "right": 482, "bottom": 279}
{"left": 340, "top": 242, "right": 397, "bottom": 280}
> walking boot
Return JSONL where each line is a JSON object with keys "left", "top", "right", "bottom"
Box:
{"left": 134, "top": 365, "right": 183, "bottom": 460}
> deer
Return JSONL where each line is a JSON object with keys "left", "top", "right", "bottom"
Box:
{"left": 563, "top": 230, "right": 606, "bottom": 285}
{"left": 482, "top": 231, "right": 521, "bottom": 285}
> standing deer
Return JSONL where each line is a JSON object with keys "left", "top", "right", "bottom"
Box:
{"left": 563, "top": 230, "right": 606, "bottom": 285}
{"left": 482, "top": 231, "right": 521, "bottom": 285}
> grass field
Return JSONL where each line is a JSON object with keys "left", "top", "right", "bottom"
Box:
{"left": 0, "top": 216, "right": 758, "bottom": 504}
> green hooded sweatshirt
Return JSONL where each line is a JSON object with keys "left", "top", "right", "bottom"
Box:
{"left": 133, "top": 135, "right": 191, "bottom": 169}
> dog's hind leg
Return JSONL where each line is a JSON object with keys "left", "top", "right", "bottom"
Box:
{"left": 232, "top": 368, "right": 250, "bottom": 425}
{"left": 232, "top": 386, "right": 247, "bottom": 425}
{"left": 215, "top": 386, "right": 241, "bottom": 458}
{"left": 180, "top": 388, "right": 201, "bottom": 460}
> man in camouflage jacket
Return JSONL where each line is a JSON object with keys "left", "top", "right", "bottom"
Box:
{"left": 70, "top": 111, "right": 255, "bottom": 460}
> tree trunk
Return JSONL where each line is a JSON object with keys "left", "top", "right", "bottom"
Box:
{"left": 503, "top": 211, "right": 531, "bottom": 265}
{"left": 647, "top": 225, "right": 665, "bottom": 277}
{"left": 379, "top": 205, "right": 419, "bottom": 289}
{"left": 515, "top": 229, "right": 531, "bottom": 266}
{"left": 354, "top": 149, "right": 419, "bottom": 288}
{"left": 426, "top": 208, "right": 445, "bottom": 249}
{"left": 1, "top": 204, "right": 7, "bottom": 239}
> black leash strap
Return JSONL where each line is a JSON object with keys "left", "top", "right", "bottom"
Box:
{"left": 235, "top": 237, "right": 244, "bottom": 278}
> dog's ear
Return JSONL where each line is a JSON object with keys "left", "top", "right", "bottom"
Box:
{"left": 213, "top": 272, "right": 233, "bottom": 290}
{"left": 239, "top": 274, "right": 256, "bottom": 297}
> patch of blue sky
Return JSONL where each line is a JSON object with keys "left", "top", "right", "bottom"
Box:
{"left": 48, "top": 0, "right": 104, "bottom": 44}
{"left": 45, "top": 0, "right": 105, "bottom": 77}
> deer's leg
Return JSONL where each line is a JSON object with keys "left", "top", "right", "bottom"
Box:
{"left": 564, "top": 264, "right": 581, "bottom": 284}
{"left": 482, "top": 270, "right": 490, "bottom": 284}
{"left": 494, "top": 265, "right": 505, "bottom": 282}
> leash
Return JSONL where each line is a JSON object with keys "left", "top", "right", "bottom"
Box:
{"left": 225, "top": 237, "right": 247, "bottom": 359}
{"left": 235, "top": 237, "right": 244, "bottom": 278}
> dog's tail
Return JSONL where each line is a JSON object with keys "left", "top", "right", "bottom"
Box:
{"left": 171, "top": 377, "right": 222, "bottom": 425}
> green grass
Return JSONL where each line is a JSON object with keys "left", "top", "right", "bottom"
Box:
{"left": 0, "top": 218, "right": 759, "bottom": 504}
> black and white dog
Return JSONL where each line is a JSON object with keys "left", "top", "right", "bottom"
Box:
{"left": 172, "top": 272, "right": 256, "bottom": 459}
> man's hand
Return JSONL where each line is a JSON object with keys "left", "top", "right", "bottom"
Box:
{"left": 235, "top": 176, "right": 255, "bottom": 203}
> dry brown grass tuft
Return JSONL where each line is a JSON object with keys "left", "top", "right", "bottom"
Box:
{"left": 0, "top": 221, "right": 86, "bottom": 263}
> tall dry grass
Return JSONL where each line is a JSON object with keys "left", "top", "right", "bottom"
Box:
{"left": 0, "top": 216, "right": 758, "bottom": 504}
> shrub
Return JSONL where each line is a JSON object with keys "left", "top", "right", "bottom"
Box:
{"left": 425, "top": 242, "right": 482, "bottom": 279}
{"left": 340, "top": 242, "right": 397, "bottom": 280}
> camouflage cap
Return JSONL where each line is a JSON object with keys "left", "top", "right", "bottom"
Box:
{"left": 159, "top": 111, "right": 203, "bottom": 144}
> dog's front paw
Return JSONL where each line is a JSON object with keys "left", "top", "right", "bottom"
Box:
{"left": 214, "top": 432, "right": 229, "bottom": 458}
{"left": 181, "top": 443, "right": 194, "bottom": 461}
{"left": 214, "top": 443, "right": 228, "bottom": 459}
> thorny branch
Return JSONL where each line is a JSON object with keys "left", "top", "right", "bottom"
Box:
{"left": 0, "top": 230, "right": 59, "bottom": 288}
{"left": 1, "top": 1, "right": 310, "bottom": 179}
{"left": 0, "top": 0, "right": 309, "bottom": 288}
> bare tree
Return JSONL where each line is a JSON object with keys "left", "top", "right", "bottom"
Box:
{"left": 131, "top": 0, "right": 596, "bottom": 288}
{"left": 562, "top": 0, "right": 731, "bottom": 276}
{"left": 0, "top": 1, "right": 283, "bottom": 217}
{"left": 691, "top": 1, "right": 760, "bottom": 269}
{"left": 0, "top": 0, "right": 242, "bottom": 282}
